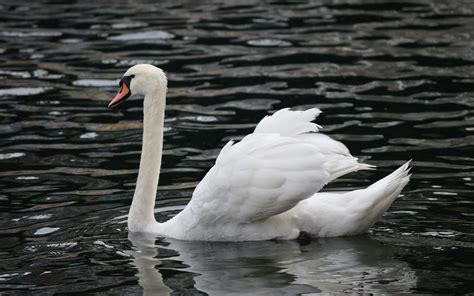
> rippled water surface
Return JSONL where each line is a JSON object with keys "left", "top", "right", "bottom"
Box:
{"left": 1, "top": 0, "right": 473, "bottom": 294}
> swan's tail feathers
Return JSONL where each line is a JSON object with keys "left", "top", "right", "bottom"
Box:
{"left": 356, "top": 160, "right": 412, "bottom": 225}
{"left": 368, "top": 160, "right": 411, "bottom": 193}
{"left": 293, "top": 161, "right": 411, "bottom": 237}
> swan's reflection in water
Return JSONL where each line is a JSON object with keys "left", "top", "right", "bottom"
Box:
{"left": 128, "top": 233, "right": 416, "bottom": 295}
{"left": 128, "top": 233, "right": 172, "bottom": 296}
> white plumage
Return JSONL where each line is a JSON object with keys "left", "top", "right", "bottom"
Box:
{"left": 109, "top": 64, "right": 411, "bottom": 241}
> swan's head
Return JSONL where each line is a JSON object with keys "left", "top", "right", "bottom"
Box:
{"left": 108, "top": 64, "right": 168, "bottom": 109}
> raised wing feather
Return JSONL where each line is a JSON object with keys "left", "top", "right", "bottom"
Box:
{"left": 254, "top": 108, "right": 322, "bottom": 136}
{"left": 255, "top": 107, "right": 373, "bottom": 181}
{"left": 188, "top": 133, "right": 330, "bottom": 224}
{"left": 187, "top": 107, "right": 371, "bottom": 225}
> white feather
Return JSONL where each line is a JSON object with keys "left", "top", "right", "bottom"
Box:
{"left": 254, "top": 107, "right": 322, "bottom": 136}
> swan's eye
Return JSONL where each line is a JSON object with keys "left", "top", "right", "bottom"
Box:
{"left": 121, "top": 74, "right": 135, "bottom": 88}
{"left": 108, "top": 75, "right": 135, "bottom": 109}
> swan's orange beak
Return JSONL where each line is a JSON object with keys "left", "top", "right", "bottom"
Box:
{"left": 108, "top": 83, "right": 131, "bottom": 109}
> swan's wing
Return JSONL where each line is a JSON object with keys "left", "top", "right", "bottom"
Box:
{"left": 188, "top": 107, "right": 372, "bottom": 225}
{"left": 254, "top": 107, "right": 322, "bottom": 136}
{"left": 254, "top": 108, "right": 350, "bottom": 156}
{"left": 188, "top": 133, "right": 330, "bottom": 223}
{"left": 255, "top": 107, "right": 374, "bottom": 181}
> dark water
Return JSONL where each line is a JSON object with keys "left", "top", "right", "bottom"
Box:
{"left": 0, "top": 0, "right": 473, "bottom": 294}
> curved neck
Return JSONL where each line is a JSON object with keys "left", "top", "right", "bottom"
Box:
{"left": 128, "top": 89, "right": 166, "bottom": 232}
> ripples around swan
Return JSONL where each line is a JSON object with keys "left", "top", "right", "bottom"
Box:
{"left": 0, "top": 0, "right": 473, "bottom": 294}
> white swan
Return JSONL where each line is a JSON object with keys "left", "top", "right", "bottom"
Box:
{"left": 108, "top": 64, "right": 411, "bottom": 241}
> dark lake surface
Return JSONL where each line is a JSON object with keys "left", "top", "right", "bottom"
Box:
{"left": 1, "top": 0, "right": 473, "bottom": 294}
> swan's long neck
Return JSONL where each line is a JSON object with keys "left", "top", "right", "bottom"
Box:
{"left": 128, "top": 88, "right": 166, "bottom": 232}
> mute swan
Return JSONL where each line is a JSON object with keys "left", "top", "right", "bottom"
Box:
{"left": 108, "top": 64, "right": 411, "bottom": 241}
